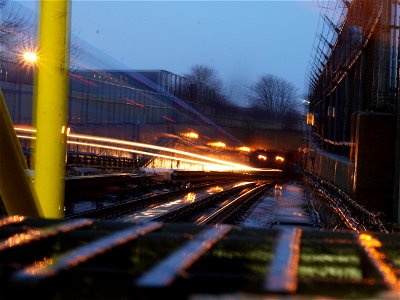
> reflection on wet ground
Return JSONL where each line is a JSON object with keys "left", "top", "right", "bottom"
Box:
{"left": 242, "top": 182, "right": 316, "bottom": 229}
{"left": 118, "top": 182, "right": 253, "bottom": 223}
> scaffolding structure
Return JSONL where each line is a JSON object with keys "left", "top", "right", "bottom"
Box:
{"left": 306, "top": 0, "right": 399, "bottom": 156}
{"left": 305, "top": 0, "right": 400, "bottom": 222}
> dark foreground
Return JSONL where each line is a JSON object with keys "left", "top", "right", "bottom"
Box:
{"left": 0, "top": 216, "right": 398, "bottom": 299}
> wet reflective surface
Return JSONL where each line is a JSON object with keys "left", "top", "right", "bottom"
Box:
{"left": 118, "top": 182, "right": 252, "bottom": 223}
{"left": 242, "top": 182, "right": 315, "bottom": 229}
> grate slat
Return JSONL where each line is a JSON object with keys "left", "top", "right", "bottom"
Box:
{"left": 0, "top": 219, "right": 93, "bottom": 252}
{"left": 136, "top": 224, "right": 232, "bottom": 287}
{"left": 0, "top": 215, "right": 25, "bottom": 227}
{"left": 13, "top": 221, "right": 162, "bottom": 281}
{"left": 356, "top": 233, "right": 400, "bottom": 292}
{"left": 264, "top": 227, "right": 302, "bottom": 293}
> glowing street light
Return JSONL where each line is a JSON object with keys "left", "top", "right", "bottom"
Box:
{"left": 21, "top": 51, "right": 38, "bottom": 66}
{"left": 258, "top": 154, "right": 267, "bottom": 161}
{"left": 237, "top": 146, "right": 251, "bottom": 152}
{"left": 208, "top": 141, "right": 226, "bottom": 148}
{"left": 183, "top": 132, "right": 199, "bottom": 139}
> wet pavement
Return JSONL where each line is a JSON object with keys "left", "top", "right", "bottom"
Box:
{"left": 241, "top": 182, "right": 317, "bottom": 229}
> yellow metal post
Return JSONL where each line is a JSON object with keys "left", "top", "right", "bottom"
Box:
{"left": 0, "top": 90, "right": 42, "bottom": 216}
{"left": 34, "top": 0, "right": 70, "bottom": 218}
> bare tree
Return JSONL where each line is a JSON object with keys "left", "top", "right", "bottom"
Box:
{"left": 183, "top": 64, "right": 235, "bottom": 112}
{"left": 247, "top": 74, "right": 300, "bottom": 119}
{"left": 0, "top": 0, "right": 32, "bottom": 61}
{"left": 184, "top": 64, "right": 224, "bottom": 93}
{"left": 1, "top": 0, "right": 82, "bottom": 69}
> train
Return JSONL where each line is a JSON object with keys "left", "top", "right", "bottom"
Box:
{"left": 249, "top": 149, "right": 299, "bottom": 172}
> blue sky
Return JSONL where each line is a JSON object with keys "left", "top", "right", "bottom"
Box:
{"left": 16, "top": 1, "right": 321, "bottom": 104}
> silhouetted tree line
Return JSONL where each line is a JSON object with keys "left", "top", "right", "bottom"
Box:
{"left": 247, "top": 74, "right": 300, "bottom": 121}
{"left": 183, "top": 65, "right": 234, "bottom": 112}
{"left": 183, "top": 64, "right": 302, "bottom": 126}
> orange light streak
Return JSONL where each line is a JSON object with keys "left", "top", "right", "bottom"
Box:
{"left": 14, "top": 126, "right": 281, "bottom": 172}
{"left": 68, "top": 140, "right": 242, "bottom": 171}
{"left": 207, "top": 141, "right": 226, "bottom": 148}
{"left": 358, "top": 233, "right": 400, "bottom": 292}
{"left": 237, "top": 146, "right": 251, "bottom": 152}
{"left": 185, "top": 192, "right": 196, "bottom": 203}
{"left": 14, "top": 127, "right": 36, "bottom": 133}
{"left": 196, "top": 184, "right": 262, "bottom": 225}
{"left": 17, "top": 135, "right": 36, "bottom": 140}
{"left": 183, "top": 132, "right": 199, "bottom": 139}
{"left": 16, "top": 133, "right": 229, "bottom": 169}
{"left": 0, "top": 216, "right": 25, "bottom": 227}
{"left": 207, "top": 186, "right": 224, "bottom": 193}
{"left": 67, "top": 133, "right": 259, "bottom": 170}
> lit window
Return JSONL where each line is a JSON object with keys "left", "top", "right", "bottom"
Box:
{"left": 306, "top": 113, "right": 315, "bottom": 125}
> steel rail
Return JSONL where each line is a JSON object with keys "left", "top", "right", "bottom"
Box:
{"left": 152, "top": 183, "right": 257, "bottom": 223}
{"left": 66, "top": 181, "right": 231, "bottom": 220}
{"left": 0, "top": 219, "right": 93, "bottom": 252}
{"left": 196, "top": 183, "right": 272, "bottom": 225}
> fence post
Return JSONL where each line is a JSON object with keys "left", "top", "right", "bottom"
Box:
{"left": 0, "top": 90, "right": 42, "bottom": 216}
{"left": 34, "top": 0, "right": 71, "bottom": 218}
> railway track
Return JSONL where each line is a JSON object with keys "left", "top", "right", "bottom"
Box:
{"left": 66, "top": 181, "right": 237, "bottom": 220}
{"left": 68, "top": 180, "right": 277, "bottom": 228}
{"left": 65, "top": 170, "right": 280, "bottom": 215}
{"left": 67, "top": 173, "right": 322, "bottom": 233}
{"left": 153, "top": 182, "right": 273, "bottom": 225}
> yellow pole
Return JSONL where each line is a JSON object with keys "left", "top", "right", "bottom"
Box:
{"left": 34, "top": 0, "right": 70, "bottom": 218}
{"left": 0, "top": 90, "right": 42, "bottom": 216}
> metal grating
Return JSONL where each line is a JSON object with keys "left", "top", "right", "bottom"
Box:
{"left": 0, "top": 216, "right": 398, "bottom": 299}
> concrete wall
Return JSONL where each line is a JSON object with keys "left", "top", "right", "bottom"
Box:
{"left": 305, "top": 149, "right": 354, "bottom": 194}
{"left": 353, "top": 112, "right": 396, "bottom": 220}
{"left": 353, "top": 112, "right": 396, "bottom": 193}
{"left": 305, "top": 112, "right": 397, "bottom": 221}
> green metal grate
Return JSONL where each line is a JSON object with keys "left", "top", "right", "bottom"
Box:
{"left": 0, "top": 217, "right": 398, "bottom": 299}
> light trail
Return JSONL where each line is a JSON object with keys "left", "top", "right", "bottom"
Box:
{"left": 17, "top": 135, "right": 36, "bottom": 140}
{"left": 14, "top": 126, "right": 281, "bottom": 172}
{"left": 67, "top": 141, "right": 251, "bottom": 172}
{"left": 67, "top": 133, "right": 263, "bottom": 170}
{"left": 14, "top": 127, "right": 36, "bottom": 133}
{"left": 17, "top": 133, "right": 228, "bottom": 169}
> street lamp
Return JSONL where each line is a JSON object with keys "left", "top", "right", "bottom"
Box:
{"left": 19, "top": 50, "right": 38, "bottom": 85}
{"left": 208, "top": 141, "right": 226, "bottom": 148}
{"left": 183, "top": 132, "right": 199, "bottom": 139}
{"left": 237, "top": 146, "right": 251, "bottom": 152}
{"left": 20, "top": 50, "right": 39, "bottom": 68}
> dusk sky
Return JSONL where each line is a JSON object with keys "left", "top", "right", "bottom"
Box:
{"left": 17, "top": 1, "right": 322, "bottom": 104}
